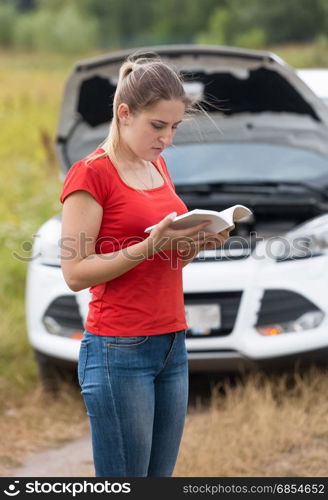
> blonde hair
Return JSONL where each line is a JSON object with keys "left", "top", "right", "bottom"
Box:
{"left": 85, "top": 50, "right": 206, "bottom": 195}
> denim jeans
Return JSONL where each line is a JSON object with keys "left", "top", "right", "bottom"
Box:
{"left": 78, "top": 329, "right": 189, "bottom": 477}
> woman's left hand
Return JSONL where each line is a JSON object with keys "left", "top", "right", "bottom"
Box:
{"left": 179, "top": 224, "right": 235, "bottom": 258}
{"left": 201, "top": 224, "right": 235, "bottom": 250}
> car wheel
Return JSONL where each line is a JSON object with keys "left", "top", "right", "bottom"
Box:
{"left": 33, "top": 350, "right": 79, "bottom": 393}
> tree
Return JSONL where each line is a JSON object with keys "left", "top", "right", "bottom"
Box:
{"left": 195, "top": 0, "right": 328, "bottom": 47}
{"left": 13, "top": 3, "right": 99, "bottom": 53}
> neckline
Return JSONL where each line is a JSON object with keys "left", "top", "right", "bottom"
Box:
{"left": 99, "top": 147, "right": 167, "bottom": 192}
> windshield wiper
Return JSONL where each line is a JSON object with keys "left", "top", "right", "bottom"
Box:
{"left": 176, "top": 181, "right": 328, "bottom": 199}
{"left": 232, "top": 181, "right": 328, "bottom": 199}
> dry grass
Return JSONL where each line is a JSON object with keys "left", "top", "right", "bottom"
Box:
{"left": 0, "top": 381, "right": 89, "bottom": 476}
{"left": 268, "top": 40, "right": 328, "bottom": 68}
{"left": 2, "top": 367, "right": 328, "bottom": 477}
{"left": 175, "top": 367, "right": 328, "bottom": 477}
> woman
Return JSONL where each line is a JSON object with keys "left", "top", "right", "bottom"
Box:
{"left": 59, "top": 52, "right": 234, "bottom": 477}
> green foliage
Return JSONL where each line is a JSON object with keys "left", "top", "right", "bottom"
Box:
{"left": 13, "top": 3, "right": 99, "bottom": 53}
{"left": 149, "top": 0, "right": 221, "bottom": 45}
{"left": 0, "top": 52, "right": 67, "bottom": 394}
{"left": 13, "top": 9, "right": 49, "bottom": 49}
{"left": 51, "top": 4, "right": 99, "bottom": 54}
{"left": 196, "top": 8, "right": 233, "bottom": 46}
{"left": 13, "top": 0, "right": 35, "bottom": 11}
{"left": 250, "top": 0, "right": 326, "bottom": 44}
{"left": 196, "top": 4, "right": 267, "bottom": 49}
{"left": 234, "top": 29, "right": 267, "bottom": 50}
{"left": 0, "top": 3, "right": 16, "bottom": 47}
{"left": 3, "top": 0, "right": 328, "bottom": 52}
{"left": 196, "top": 0, "right": 328, "bottom": 48}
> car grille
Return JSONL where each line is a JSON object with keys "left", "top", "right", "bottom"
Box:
{"left": 255, "top": 289, "right": 321, "bottom": 326}
{"left": 43, "top": 293, "right": 242, "bottom": 339}
{"left": 184, "top": 291, "right": 242, "bottom": 337}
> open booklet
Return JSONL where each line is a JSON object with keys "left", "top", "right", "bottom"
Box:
{"left": 144, "top": 204, "right": 252, "bottom": 234}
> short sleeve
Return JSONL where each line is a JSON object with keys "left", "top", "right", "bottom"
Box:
{"left": 159, "top": 156, "right": 176, "bottom": 192}
{"left": 59, "top": 160, "right": 108, "bottom": 206}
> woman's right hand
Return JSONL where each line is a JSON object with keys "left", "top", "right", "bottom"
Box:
{"left": 146, "top": 211, "right": 214, "bottom": 254}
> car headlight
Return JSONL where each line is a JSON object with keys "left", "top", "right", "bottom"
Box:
{"left": 32, "top": 235, "right": 61, "bottom": 266}
{"left": 276, "top": 214, "right": 328, "bottom": 262}
{"left": 39, "top": 241, "right": 61, "bottom": 266}
{"left": 256, "top": 310, "right": 324, "bottom": 336}
{"left": 30, "top": 218, "right": 62, "bottom": 267}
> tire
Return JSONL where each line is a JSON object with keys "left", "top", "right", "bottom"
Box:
{"left": 33, "top": 350, "right": 79, "bottom": 393}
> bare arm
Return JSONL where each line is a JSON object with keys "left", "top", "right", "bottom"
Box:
{"left": 60, "top": 191, "right": 153, "bottom": 292}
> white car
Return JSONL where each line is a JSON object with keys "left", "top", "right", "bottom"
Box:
{"left": 25, "top": 45, "right": 328, "bottom": 389}
{"left": 297, "top": 68, "right": 328, "bottom": 106}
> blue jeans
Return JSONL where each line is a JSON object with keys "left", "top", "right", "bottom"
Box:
{"left": 78, "top": 329, "right": 189, "bottom": 477}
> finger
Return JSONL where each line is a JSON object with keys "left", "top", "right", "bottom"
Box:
{"left": 151, "top": 211, "right": 177, "bottom": 233}
{"left": 175, "top": 233, "right": 206, "bottom": 249}
{"left": 219, "top": 228, "right": 232, "bottom": 238}
{"left": 180, "top": 220, "right": 212, "bottom": 237}
{"left": 179, "top": 237, "right": 205, "bottom": 250}
{"left": 206, "top": 241, "right": 217, "bottom": 248}
{"left": 180, "top": 232, "right": 208, "bottom": 249}
{"left": 190, "top": 235, "right": 207, "bottom": 247}
{"left": 203, "top": 230, "right": 220, "bottom": 237}
{"left": 208, "top": 239, "right": 223, "bottom": 248}
{"left": 178, "top": 240, "right": 202, "bottom": 256}
{"left": 158, "top": 211, "right": 177, "bottom": 227}
{"left": 201, "top": 239, "right": 213, "bottom": 248}
{"left": 205, "top": 235, "right": 225, "bottom": 246}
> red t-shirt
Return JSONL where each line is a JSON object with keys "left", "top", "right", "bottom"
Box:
{"left": 59, "top": 147, "right": 189, "bottom": 336}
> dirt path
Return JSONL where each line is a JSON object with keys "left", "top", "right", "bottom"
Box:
{"left": 6, "top": 374, "right": 215, "bottom": 478}
{"left": 8, "top": 433, "right": 94, "bottom": 477}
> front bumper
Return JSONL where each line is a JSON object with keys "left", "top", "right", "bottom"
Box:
{"left": 26, "top": 249, "right": 328, "bottom": 372}
{"left": 187, "top": 346, "right": 328, "bottom": 373}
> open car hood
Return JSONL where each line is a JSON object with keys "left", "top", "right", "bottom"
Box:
{"left": 56, "top": 44, "right": 328, "bottom": 176}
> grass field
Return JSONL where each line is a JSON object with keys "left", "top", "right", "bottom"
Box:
{"left": 1, "top": 43, "right": 327, "bottom": 399}
{"left": 2, "top": 369, "right": 328, "bottom": 476}
{"left": 176, "top": 369, "right": 328, "bottom": 477}
{"left": 0, "top": 50, "right": 72, "bottom": 402}
{"left": 1, "top": 45, "right": 328, "bottom": 477}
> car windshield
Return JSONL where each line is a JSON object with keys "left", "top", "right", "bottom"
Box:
{"left": 162, "top": 143, "right": 328, "bottom": 185}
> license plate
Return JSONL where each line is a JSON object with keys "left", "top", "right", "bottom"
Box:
{"left": 185, "top": 304, "right": 221, "bottom": 335}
